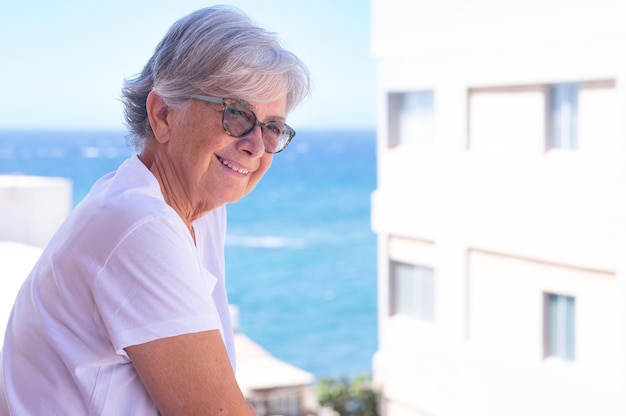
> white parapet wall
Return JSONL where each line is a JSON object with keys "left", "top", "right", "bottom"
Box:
{"left": 0, "top": 174, "right": 72, "bottom": 248}
{"left": 0, "top": 174, "right": 72, "bottom": 343}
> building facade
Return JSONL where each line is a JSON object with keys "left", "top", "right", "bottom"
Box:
{"left": 370, "top": 1, "right": 626, "bottom": 415}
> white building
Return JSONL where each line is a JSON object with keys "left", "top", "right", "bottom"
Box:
{"left": 370, "top": 1, "right": 626, "bottom": 415}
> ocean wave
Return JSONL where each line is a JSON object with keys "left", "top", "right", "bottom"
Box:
{"left": 226, "top": 235, "right": 307, "bottom": 249}
{"left": 0, "top": 147, "right": 15, "bottom": 159}
{"left": 81, "top": 146, "right": 124, "bottom": 159}
{"left": 81, "top": 146, "right": 100, "bottom": 158}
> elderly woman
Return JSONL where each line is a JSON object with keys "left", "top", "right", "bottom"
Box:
{"left": 0, "top": 6, "right": 310, "bottom": 415}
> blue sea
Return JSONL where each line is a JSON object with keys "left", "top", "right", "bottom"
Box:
{"left": 0, "top": 129, "right": 378, "bottom": 379}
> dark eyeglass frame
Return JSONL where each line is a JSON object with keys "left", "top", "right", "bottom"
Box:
{"left": 190, "top": 94, "right": 296, "bottom": 154}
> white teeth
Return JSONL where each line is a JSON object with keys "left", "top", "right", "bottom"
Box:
{"left": 220, "top": 158, "right": 249, "bottom": 175}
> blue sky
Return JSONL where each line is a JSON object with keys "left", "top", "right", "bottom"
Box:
{"left": 0, "top": 1, "right": 375, "bottom": 131}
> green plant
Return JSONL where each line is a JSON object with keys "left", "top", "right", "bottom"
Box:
{"left": 317, "top": 374, "right": 379, "bottom": 416}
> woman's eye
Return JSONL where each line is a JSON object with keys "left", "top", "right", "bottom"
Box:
{"left": 225, "top": 107, "right": 245, "bottom": 117}
{"left": 266, "top": 123, "right": 282, "bottom": 135}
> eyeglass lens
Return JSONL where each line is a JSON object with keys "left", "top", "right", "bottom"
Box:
{"left": 222, "top": 101, "right": 292, "bottom": 153}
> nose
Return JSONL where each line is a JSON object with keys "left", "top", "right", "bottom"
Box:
{"left": 238, "top": 124, "right": 266, "bottom": 157}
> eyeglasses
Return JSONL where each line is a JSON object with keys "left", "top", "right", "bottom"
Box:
{"left": 191, "top": 95, "right": 296, "bottom": 154}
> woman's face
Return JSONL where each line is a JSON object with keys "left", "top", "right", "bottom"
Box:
{"left": 152, "top": 95, "right": 286, "bottom": 214}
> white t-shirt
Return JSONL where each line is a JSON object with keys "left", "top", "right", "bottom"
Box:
{"left": 0, "top": 156, "right": 235, "bottom": 415}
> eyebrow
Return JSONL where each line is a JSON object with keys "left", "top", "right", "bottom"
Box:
{"left": 244, "top": 101, "right": 287, "bottom": 123}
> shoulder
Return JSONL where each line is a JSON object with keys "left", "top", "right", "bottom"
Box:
{"left": 51, "top": 157, "right": 188, "bottom": 265}
{"left": 85, "top": 156, "right": 183, "bottom": 234}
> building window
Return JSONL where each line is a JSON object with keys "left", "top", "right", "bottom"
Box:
{"left": 544, "top": 293, "right": 575, "bottom": 361}
{"left": 388, "top": 91, "right": 435, "bottom": 148}
{"left": 547, "top": 82, "right": 580, "bottom": 150}
{"left": 390, "top": 261, "right": 434, "bottom": 322}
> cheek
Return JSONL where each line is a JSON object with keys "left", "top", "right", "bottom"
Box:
{"left": 247, "top": 155, "right": 273, "bottom": 190}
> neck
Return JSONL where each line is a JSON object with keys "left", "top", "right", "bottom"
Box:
{"left": 138, "top": 148, "right": 207, "bottom": 231}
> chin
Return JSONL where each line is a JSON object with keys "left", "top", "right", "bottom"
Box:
{"left": 223, "top": 191, "right": 249, "bottom": 205}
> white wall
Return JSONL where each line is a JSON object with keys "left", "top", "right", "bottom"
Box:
{"left": 0, "top": 175, "right": 72, "bottom": 247}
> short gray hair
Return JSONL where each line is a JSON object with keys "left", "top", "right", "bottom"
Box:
{"left": 122, "top": 5, "right": 311, "bottom": 150}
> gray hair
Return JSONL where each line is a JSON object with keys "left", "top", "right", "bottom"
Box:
{"left": 121, "top": 5, "right": 311, "bottom": 150}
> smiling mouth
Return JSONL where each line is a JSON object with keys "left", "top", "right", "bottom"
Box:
{"left": 217, "top": 156, "right": 250, "bottom": 175}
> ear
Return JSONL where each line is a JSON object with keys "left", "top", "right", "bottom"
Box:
{"left": 146, "top": 90, "right": 171, "bottom": 144}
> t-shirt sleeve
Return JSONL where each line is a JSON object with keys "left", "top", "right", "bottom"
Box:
{"left": 92, "top": 217, "right": 221, "bottom": 357}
